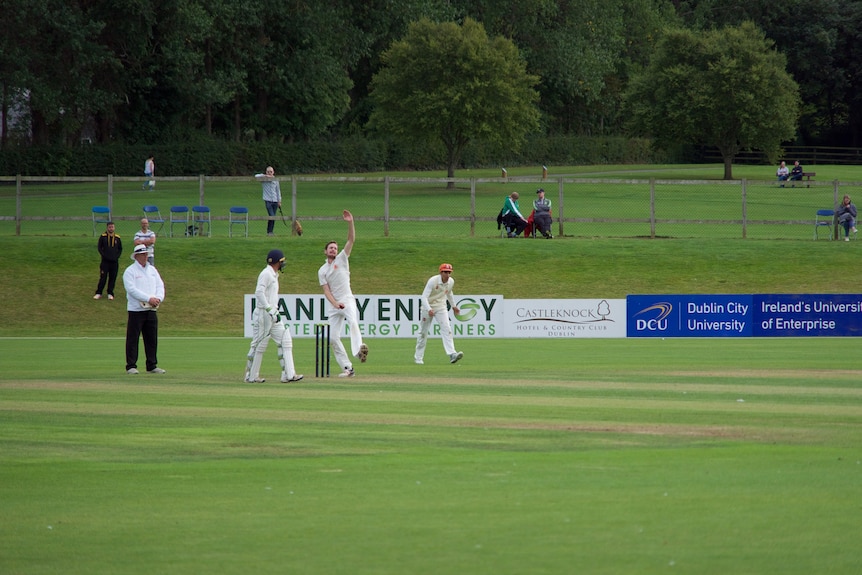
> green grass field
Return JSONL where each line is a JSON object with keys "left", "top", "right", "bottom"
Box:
{"left": 2, "top": 164, "right": 861, "bottom": 574}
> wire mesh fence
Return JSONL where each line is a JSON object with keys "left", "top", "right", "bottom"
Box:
{"left": 0, "top": 174, "right": 856, "bottom": 240}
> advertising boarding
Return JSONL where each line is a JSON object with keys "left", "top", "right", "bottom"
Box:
{"left": 627, "top": 294, "right": 862, "bottom": 337}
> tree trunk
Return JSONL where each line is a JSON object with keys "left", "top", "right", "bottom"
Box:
{"left": 723, "top": 155, "right": 734, "bottom": 180}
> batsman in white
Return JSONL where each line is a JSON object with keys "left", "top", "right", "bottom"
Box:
{"left": 414, "top": 263, "right": 463, "bottom": 365}
{"left": 245, "top": 249, "right": 303, "bottom": 383}
{"left": 318, "top": 210, "right": 368, "bottom": 378}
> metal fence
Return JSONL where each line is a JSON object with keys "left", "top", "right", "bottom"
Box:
{"left": 0, "top": 174, "right": 856, "bottom": 240}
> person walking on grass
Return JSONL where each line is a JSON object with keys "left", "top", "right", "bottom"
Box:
{"left": 124, "top": 244, "right": 165, "bottom": 375}
{"left": 318, "top": 210, "right": 368, "bottom": 378}
{"left": 414, "top": 263, "right": 463, "bottom": 365}
{"left": 94, "top": 221, "right": 122, "bottom": 300}
{"left": 244, "top": 249, "right": 303, "bottom": 384}
{"left": 142, "top": 154, "right": 155, "bottom": 191}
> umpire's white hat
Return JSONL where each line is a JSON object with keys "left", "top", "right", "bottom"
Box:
{"left": 131, "top": 244, "right": 149, "bottom": 260}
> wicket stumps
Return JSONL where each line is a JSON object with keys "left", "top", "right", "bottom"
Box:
{"left": 314, "top": 323, "right": 331, "bottom": 377}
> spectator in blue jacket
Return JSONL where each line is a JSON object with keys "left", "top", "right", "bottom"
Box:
{"left": 836, "top": 194, "right": 857, "bottom": 241}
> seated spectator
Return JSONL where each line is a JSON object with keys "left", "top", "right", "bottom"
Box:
{"left": 532, "top": 188, "right": 553, "bottom": 238}
{"left": 789, "top": 160, "right": 803, "bottom": 183}
{"left": 776, "top": 161, "right": 789, "bottom": 187}
{"left": 500, "top": 192, "right": 528, "bottom": 238}
{"left": 836, "top": 194, "right": 857, "bottom": 241}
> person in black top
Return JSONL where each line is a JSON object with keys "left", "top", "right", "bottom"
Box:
{"left": 94, "top": 221, "right": 123, "bottom": 300}
{"left": 789, "top": 160, "right": 803, "bottom": 183}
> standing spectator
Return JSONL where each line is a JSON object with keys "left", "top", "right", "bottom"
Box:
{"left": 143, "top": 154, "right": 155, "bottom": 191}
{"left": 414, "top": 263, "right": 463, "bottom": 365}
{"left": 94, "top": 221, "right": 123, "bottom": 300}
{"left": 789, "top": 160, "right": 803, "bottom": 184}
{"left": 776, "top": 161, "right": 789, "bottom": 187}
{"left": 532, "top": 188, "right": 553, "bottom": 238}
{"left": 134, "top": 218, "right": 156, "bottom": 265}
{"left": 244, "top": 249, "right": 303, "bottom": 383}
{"left": 255, "top": 166, "right": 282, "bottom": 236}
{"left": 836, "top": 194, "right": 857, "bottom": 241}
{"left": 318, "top": 210, "right": 368, "bottom": 378}
{"left": 500, "top": 192, "right": 528, "bottom": 237}
{"left": 124, "top": 244, "right": 165, "bottom": 374}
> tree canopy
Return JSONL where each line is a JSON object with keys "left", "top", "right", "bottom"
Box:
{"left": 369, "top": 17, "right": 540, "bottom": 180}
{"left": 625, "top": 22, "right": 800, "bottom": 179}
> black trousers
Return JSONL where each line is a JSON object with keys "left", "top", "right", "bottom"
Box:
{"left": 126, "top": 310, "right": 159, "bottom": 371}
{"left": 503, "top": 213, "right": 526, "bottom": 236}
{"left": 96, "top": 259, "right": 119, "bottom": 295}
{"left": 534, "top": 212, "right": 552, "bottom": 235}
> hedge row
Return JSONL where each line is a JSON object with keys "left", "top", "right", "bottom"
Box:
{"left": 0, "top": 135, "right": 669, "bottom": 177}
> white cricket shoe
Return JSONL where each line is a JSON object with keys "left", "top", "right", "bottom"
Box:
{"left": 147, "top": 368, "right": 166, "bottom": 374}
{"left": 93, "top": 294, "right": 101, "bottom": 299}
{"left": 281, "top": 374, "right": 304, "bottom": 383}
{"left": 126, "top": 368, "right": 139, "bottom": 374}
{"left": 449, "top": 352, "right": 464, "bottom": 364}
{"left": 338, "top": 368, "right": 355, "bottom": 378}
{"left": 414, "top": 359, "right": 424, "bottom": 365}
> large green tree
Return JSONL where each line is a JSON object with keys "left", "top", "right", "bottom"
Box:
{"left": 369, "top": 17, "right": 540, "bottom": 180}
{"left": 625, "top": 22, "right": 800, "bottom": 179}
{"left": 1, "top": 0, "right": 120, "bottom": 146}
{"left": 454, "top": 0, "right": 678, "bottom": 134}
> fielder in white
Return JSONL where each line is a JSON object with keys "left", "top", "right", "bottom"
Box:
{"left": 318, "top": 210, "right": 368, "bottom": 378}
{"left": 245, "top": 249, "right": 303, "bottom": 383}
{"left": 414, "top": 263, "right": 464, "bottom": 365}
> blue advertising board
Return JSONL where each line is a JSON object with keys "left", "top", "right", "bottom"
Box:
{"left": 627, "top": 294, "right": 862, "bottom": 337}
{"left": 753, "top": 294, "right": 862, "bottom": 337}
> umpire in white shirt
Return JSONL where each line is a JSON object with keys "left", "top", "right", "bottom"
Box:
{"left": 124, "top": 244, "right": 166, "bottom": 374}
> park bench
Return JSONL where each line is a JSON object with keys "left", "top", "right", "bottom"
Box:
{"left": 793, "top": 171, "right": 815, "bottom": 187}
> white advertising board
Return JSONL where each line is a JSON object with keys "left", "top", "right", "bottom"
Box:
{"left": 243, "top": 295, "right": 626, "bottom": 339}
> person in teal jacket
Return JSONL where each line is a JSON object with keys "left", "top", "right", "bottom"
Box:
{"left": 500, "top": 192, "right": 528, "bottom": 237}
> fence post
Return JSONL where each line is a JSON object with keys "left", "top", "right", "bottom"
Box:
{"left": 199, "top": 174, "right": 205, "bottom": 206}
{"left": 16, "top": 174, "right": 22, "bottom": 236}
{"left": 291, "top": 175, "right": 298, "bottom": 233}
{"left": 557, "top": 177, "right": 564, "bottom": 237}
{"left": 650, "top": 179, "right": 656, "bottom": 239}
{"left": 107, "top": 174, "right": 114, "bottom": 213}
{"left": 384, "top": 176, "right": 390, "bottom": 238}
{"left": 470, "top": 178, "right": 476, "bottom": 237}
{"left": 833, "top": 179, "right": 840, "bottom": 240}
{"left": 741, "top": 179, "right": 747, "bottom": 239}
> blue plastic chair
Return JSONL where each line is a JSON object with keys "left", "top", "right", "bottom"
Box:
{"left": 229, "top": 206, "right": 249, "bottom": 238}
{"left": 92, "top": 206, "right": 111, "bottom": 236}
{"left": 814, "top": 209, "right": 834, "bottom": 240}
{"left": 169, "top": 206, "right": 190, "bottom": 237}
{"left": 142, "top": 205, "right": 165, "bottom": 234}
{"left": 192, "top": 205, "right": 211, "bottom": 237}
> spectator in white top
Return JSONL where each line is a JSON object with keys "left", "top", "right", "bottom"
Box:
{"left": 142, "top": 155, "right": 155, "bottom": 191}
{"left": 133, "top": 218, "right": 156, "bottom": 265}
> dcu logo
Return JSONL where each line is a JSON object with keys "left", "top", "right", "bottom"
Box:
{"left": 634, "top": 302, "right": 673, "bottom": 331}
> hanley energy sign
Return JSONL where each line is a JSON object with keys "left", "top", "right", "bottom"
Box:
{"left": 244, "top": 294, "right": 503, "bottom": 338}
